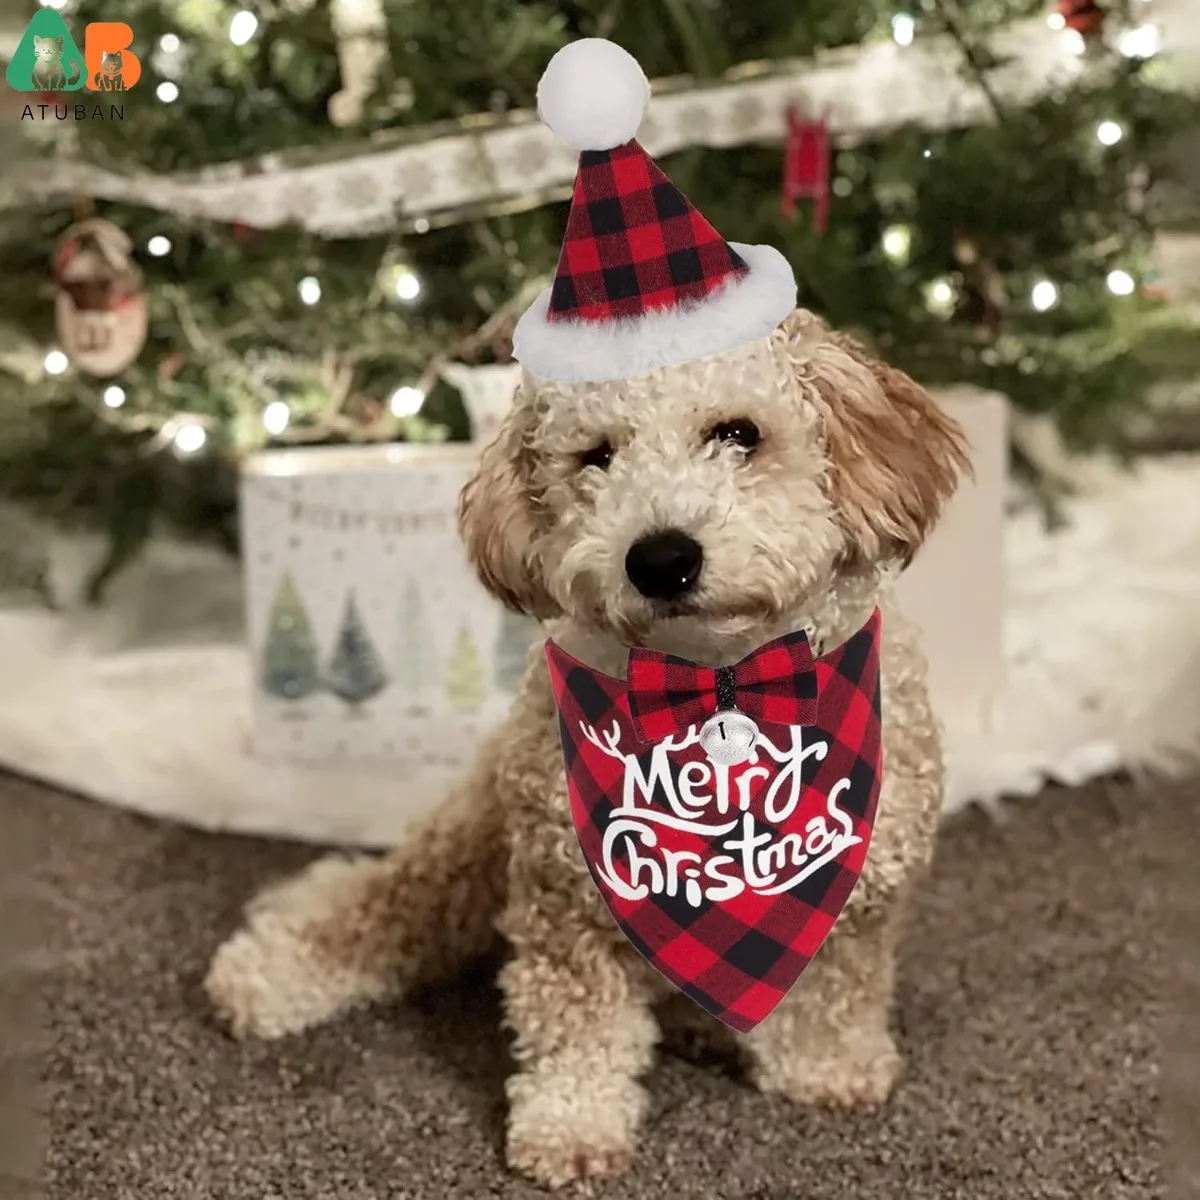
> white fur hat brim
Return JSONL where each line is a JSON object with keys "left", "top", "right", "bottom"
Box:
{"left": 512, "top": 242, "right": 798, "bottom": 385}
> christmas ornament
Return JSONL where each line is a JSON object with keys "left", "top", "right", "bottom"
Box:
{"left": 546, "top": 611, "right": 882, "bottom": 1032}
{"left": 782, "top": 108, "right": 832, "bottom": 233}
{"left": 53, "top": 218, "right": 148, "bottom": 377}
{"left": 1058, "top": 0, "right": 1106, "bottom": 36}
{"left": 328, "top": 0, "right": 390, "bottom": 127}
{"left": 512, "top": 37, "right": 796, "bottom": 385}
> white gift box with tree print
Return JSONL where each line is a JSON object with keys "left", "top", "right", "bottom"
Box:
{"left": 242, "top": 443, "right": 541, "bottom": 765}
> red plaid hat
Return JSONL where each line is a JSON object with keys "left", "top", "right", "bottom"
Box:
{"left": 513, "top": 39, "right": 797, "bottom": 385}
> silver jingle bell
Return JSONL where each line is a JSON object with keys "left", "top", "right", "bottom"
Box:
{"left": 698, "top": 710, "right": 759, "bottom": 766}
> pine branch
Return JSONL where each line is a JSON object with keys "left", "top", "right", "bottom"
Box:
{"left": 927, "top": 0, "right": 1007, "bottom": 121}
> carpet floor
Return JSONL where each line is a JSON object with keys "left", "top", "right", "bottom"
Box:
{"left": 5, "top": 771, "right": 1194, "bottom": 1200}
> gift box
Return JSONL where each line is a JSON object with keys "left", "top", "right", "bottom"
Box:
{"left": 241, "top": 444, "right": 541, "bottom": 766}
{"left": 894, "top": 387, "right": 1008, "bottom": 741}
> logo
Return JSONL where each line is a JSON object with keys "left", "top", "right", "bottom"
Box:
{"left": 5, "top": 9, "right": 141, "bottom": 95}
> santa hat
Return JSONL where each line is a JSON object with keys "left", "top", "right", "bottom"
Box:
{"left": 512, "top": 39, "right": 798, "bottom": 385}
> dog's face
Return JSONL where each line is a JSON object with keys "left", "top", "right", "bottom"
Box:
{"left": 460, "top": 308, "right": 968, "bottom": 647}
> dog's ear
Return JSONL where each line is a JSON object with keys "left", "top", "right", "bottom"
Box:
{"left": 784, "top": 309, "right": 971, "bottom": 569}
{"left": 458, "top": 387, "right": 559, "bottom": 619}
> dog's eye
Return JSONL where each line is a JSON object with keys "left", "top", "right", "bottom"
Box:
{"left": 577, "top": 440, "right": 614, "bottom": 471}
{"left": 707, "top": 419, "right": 761, "bottom": 452}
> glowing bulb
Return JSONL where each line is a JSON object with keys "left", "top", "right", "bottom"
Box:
{"left": 1031, "top": 280, "right": 1059, "bottom": 312}
{"left": 298, "top": 276, "right": 321, "bottom": 305}
{"left": 159, "top": 33, "right": 180, "bottom": 53}
{"left": 43, "top": 350, "right": 68, "bottom": 375}
{"left": 413, "top": 218, "right": 430, "bottom": 234}
{"left": 1096, "top": 121, "right": 1124, "bottom": 146}
{"left": 882, "top": 224, "right": 912, "bottom": 263}
{"left": 1047, "top": 11, "right": 1066, "bottom": 30}
{"left": 103, "top": 385, "right": 126, "bottom": 408}
{"left": 229, "top": 10, "right": 259, "bottom": 46}
{"left": 173, "top": 423, "right": 206, "bottom": 454}
{"left": 147, "top": 235, "right": 172, "bottom": 256}
{"left": 922, "top": 148, "right": 933, "bottom": 159}
{"left": 1119, "top": 23, "right": 1159, "bottom": 58}
{"left": 1064, "top": 29, "right": 1086, "bottom": 56}
{"left": 262, "top": 400, "right": 291, "bottom": 435}
{"left": 156, "top": 81, "right": 179, "bottom": 103}
{"left": 389, "top": 386, "right": 425, "bottom": 417}
{"left": 891, "top": 13, "right": 916, "bottom": 46}
{"left": 394, "top": 269, "right": 421, "bottom": 301}
{"left": 925, "top": 278, "right": 956, "bottom": 316}
{"left": 1107, "top": 269, "right": 1136, "bottom": 296}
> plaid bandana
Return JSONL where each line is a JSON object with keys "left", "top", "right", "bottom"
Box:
{"left": 545, "top": 610, "right": 882, "bottom": 1033}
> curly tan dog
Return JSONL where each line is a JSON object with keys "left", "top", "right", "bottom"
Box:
{"left": 206, "top": 306, "right": 968, "bottom": 1188}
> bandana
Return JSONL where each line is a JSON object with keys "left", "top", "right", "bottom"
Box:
{"left": 545, "top": 610, "right": 882, "bottom": 1033}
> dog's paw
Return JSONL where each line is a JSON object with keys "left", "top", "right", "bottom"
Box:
{"left": 754, "top": 1032, "right": 901, "bottom": 1110}
{"left": 204, "top": 915, "right": 387, "bottom": 1040}
{"left": 505, "top": 1072, "right": 642, "bottom": 1189}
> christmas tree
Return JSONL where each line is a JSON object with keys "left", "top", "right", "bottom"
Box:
{"left": 324, "top": 589, "right": 389, "bottom": 708}
{"left": 260, "top": 570, "right": 320, "bottom": 701}
{"left": 394, "top": 575, "right": 434, "bottom": 708}
{"left": 0, "top": 0, "right": 1197, "bottom": 588}
{"left": 445, "top": 624, "right": 486, "bottom": 713}
{"left": 493, "top": 608, "right": 540, "bottom": 694}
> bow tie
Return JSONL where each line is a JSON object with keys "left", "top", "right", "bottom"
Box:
{"left": 626, "top": 631, "right": 819, "bottom": 745}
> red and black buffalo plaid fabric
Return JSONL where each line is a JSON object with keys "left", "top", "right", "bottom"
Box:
{"left": 548, "top": 140, "right": 749, "bottom": 324}
{"left": 545, "top": 610, "right": 882, "bottom": 1034}
{"left": 627, "top": 629, "right": 819, "bottom": 744}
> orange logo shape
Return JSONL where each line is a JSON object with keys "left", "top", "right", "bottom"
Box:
{"left": 85, "top": 22, "right": 140, "bottom": 91}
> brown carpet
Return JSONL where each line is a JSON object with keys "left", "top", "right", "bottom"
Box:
{"left": 4, "top": 770, "right": 1192, "bottom": 1200}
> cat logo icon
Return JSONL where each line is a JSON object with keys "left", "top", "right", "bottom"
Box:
{"left": 5, "top": 9, "right": 141, "bottom": 94}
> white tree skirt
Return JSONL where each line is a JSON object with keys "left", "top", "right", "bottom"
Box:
{"left": 1, "top": 455, "right": 1198, "bottom": 849}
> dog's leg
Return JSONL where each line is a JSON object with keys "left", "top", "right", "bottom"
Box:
{"left": 743, "top": 911, "right": 903, "bottom": 1108}
{"left": 497, "top": 811, "right": 660, "bottom": 1188}
{"left": 205, "top": 742, "right": 507, "bottom": 1040}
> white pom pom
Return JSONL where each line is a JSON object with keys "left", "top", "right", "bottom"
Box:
{"left": 537, "top": 38, "right": 650, "bottom": 152}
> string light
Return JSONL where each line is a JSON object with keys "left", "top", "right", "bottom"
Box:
{"left": 159, "top": 33, "right": 180, "bottom": 53}
{"left": 881, "top": 224, "right": 912, "bottom": 263}
{"left": 173, "top": 423, "right": 206, "bottom": 454}
{"left": 1046, "top": 11, "right": 1066, "bottom": 30}
{"left": 394, "top": 269, "right": 421, "bottom": 301}
{"left": 1031, "top": 280, "right": 1059, "bottom": 312}
{"left": 147, "top": 235, "right": 172, "bottom": 256}
{"left": 229, "top": 11, "right": 259, "bottom": 46}
{"left": 389, "top": 386, "right": 425, "bottom": 417}
{"left": 1096, "top": 120, "right": 1124, "bottom": 146}
{"left": 1106, "top": 269, "right": 1136, "bottom": 296}
{"left": 263, "top": 400, "right": 291, "bottom": 435}
{"left": 156, "top": 81, "right": 179, "bottom": 103}
{"left": 413, "top": 218, "right": 431, "bottom": 234}
{"left": 891, "top": 13, "right": 916, "bottom": 46}
{"left": 1119, "top": 23, "right": 1159, "bottom": 58}
{"left": 924, "top": 277, "right": 957, "bottom": 316}
{"left": 43, "top": 350, "right": 68, "bottom": 375}
{"left": 102, "top": 385, "right": 125, "bottom": 408}
{"left": 298, "top": 276, "right": 322, "bottom": 305}
{"left": 1063, "top": 30, "right": 1086, "bottom": 56}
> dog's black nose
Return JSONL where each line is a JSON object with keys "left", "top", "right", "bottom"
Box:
{"left": 625, "top": 530, "right": 704, "bottom": 601}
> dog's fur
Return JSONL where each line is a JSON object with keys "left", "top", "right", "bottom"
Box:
{"left": 206, "top": 308, "right": 969, "bottom": 1189}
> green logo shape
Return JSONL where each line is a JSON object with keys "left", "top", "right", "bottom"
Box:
{"left": 6, "top": 10, "right": 86, "bottom": 93}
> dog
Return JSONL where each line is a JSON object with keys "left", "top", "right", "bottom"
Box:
{"left": 206, "top": 305, "right": 969, "bottom": 1188}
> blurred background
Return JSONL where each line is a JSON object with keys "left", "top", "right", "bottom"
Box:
{"left": 2, "top": 2, "right": 1199, "bottom": 1196}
